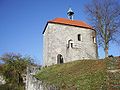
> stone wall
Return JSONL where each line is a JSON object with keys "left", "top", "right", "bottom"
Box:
{"left": 26, "top": 73, "right": 43, "bottom": 90}
{"left": 26, "top": 65, "right": 59, "bottom": 90}
{"left": 0, "top": 75, "right": 5, "bottom": 85}
{"left": 43, "top": 23, "right": 98, "bottom": 66}
{"left": 26, "top": 74, "right": 59, "bottom": 90}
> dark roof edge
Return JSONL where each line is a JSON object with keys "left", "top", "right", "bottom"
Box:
{"left": 42, "top": 23, "right": 48, "bottom": 34}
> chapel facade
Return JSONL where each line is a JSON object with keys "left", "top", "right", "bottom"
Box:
{"left": 43, "top": 17, "right": 98, "bottom": 66}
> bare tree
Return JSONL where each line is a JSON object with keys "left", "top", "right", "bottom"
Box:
{"left": 85, "top": 0, "right": 120, "bottom": 57}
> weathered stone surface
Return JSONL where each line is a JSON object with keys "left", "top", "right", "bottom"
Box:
{"left": 26, "top": 74, "right": 43, "bottom": 90}
{"left": 43, "top": 23, "right": 98, "bottom": 66}
{"left": 26, "top": 65, "right": 59, "bottom": 90}
{"left": 0, "top": 75, "right": 5, "bottom": 85}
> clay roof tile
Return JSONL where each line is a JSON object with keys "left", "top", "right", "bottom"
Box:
{"left": 48, "top": 18, "right": 94, "bottom": 29}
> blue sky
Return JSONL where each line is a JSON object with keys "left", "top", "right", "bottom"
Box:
{"left": 0, "top": 0, "right": 120, "bottom": 65}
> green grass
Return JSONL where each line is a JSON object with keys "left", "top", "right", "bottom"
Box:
{"left": 35, "top": 60, "right": 107, "bottom": 90}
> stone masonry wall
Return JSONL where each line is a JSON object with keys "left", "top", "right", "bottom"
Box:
{"left": 43, "top": 23, "right": 98, "bottom": 66}
{"left": 0, "top": 75, "right": 5, "bottom": 85}
{"left": 26, "top": 66, "right": 59, "bottom": 90}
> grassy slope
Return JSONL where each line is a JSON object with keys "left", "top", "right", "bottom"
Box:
{"left": 36, "top": 60, "right": 107, "bottom": 90}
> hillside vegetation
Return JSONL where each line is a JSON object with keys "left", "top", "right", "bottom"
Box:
{"left": 36, "top": 60, "right": 109, "bottom": 90}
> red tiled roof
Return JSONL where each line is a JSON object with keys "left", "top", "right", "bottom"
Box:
{"left": 43, "top": 18, "right": 94, "bottom": 34}
{"left": 48, "top": 18, "right": 94, "bottom": 30}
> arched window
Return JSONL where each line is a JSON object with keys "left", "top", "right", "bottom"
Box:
{"left": 68, "top": 39, "right": 73, "bottom": 48}
{"left": 57, "top": 54, "right": 63, "bottom": 64}
{"left": 78, "top": 34, "right": 82, "bottom": 41}
{"left": 92, "top": 37, "right": 96, "bottom": 43}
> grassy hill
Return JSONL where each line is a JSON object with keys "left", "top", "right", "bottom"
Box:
{"left": 35, "top": 58, "right": 120, "bottom": 90}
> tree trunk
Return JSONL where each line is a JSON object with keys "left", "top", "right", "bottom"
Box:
{"left": 104, "top": 48, "right": 108, "bottom": 57}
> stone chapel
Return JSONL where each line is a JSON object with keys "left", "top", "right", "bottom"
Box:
{"left": 43, "top": 9, "right": 98, "bottom": 66}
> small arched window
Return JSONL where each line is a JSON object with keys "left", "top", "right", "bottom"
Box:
{"left": 68, "top": 39, "right": 73, "bottom": 48}
{"left": 92, "top": 37, "right": 96, "bottom": 43}
{"left": 57, "top": 54, "right": 63, "bottom": 64}
{"left": 78, "top": 34, "right": 82, "bottom": 41}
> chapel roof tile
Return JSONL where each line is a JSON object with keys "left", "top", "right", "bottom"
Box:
{"left": 43, "top": 18, "right": 94, "bottom": 34}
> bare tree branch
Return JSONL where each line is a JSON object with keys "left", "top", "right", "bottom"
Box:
{"left": 85, "top": 0, "right": 120, "bottom": 57}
